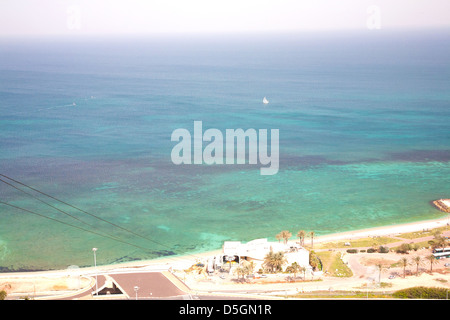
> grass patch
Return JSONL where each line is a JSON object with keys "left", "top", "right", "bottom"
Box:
{"left": 288, "top": 290, "right": 394, "bottom": 299}
{"left": 316, "top": 236, "right": 398, "bottom": 250}
{"left": 434, "top": 278, "right": 448, "bottom": 284}
{"left": 398, "top": 225, "right": 450, "bottom": 240}
{"left": 393, "top": 286, "right": 450, "bottom": 299}
{"left": 316, "top": 251, "right": 353, "bottom": 277}
{"left": 398, "top": 231, "right": 432, "bottom": 240}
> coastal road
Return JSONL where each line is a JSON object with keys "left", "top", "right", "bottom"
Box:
{"left": 59, "top": 270, "right": 267, "bottom": 300}
{"left": 60, "top": 271, "right": 190, "bottom": 300}
{"left": 108, "top": 271, "right": 187, "bottom": 299}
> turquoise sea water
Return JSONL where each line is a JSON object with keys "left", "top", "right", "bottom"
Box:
{"left": 0, "top": 31, "right": 449, "bottom": 270}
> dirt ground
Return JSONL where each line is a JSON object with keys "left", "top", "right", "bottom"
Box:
{"left": 1, "top": 275, "right": 92, "bottom": 297}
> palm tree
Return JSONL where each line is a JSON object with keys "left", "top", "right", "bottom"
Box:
{"left": 272, "top": 251, "right": 287, "bottom": 272}
{"left": 430, "top": 231, "right": 448, "bottom": 251}
{"left": 297, "top": 230, "right": 306, "bottom": 246}
{"left": 263, "top": 250, "right": 276, "bottom": 273}
{"left": 275, "top": 232, "right": 283, "bottom": 243}
{"left": 308, "top": 231, "right": 315, "bottom": 248}
{"left": 235, "top": 266, "right": 246, "bottom": 280}
{"left": 281, "top": 230, "right": 292, "bottom": 244}
{"left": 300, "top": 266, "right": 307, "bottom": 280}
{"left": 376, "top": 263, "right": 388, "bottom": 284}
{"left": 287, "top": 262, "right": 300, "bottom": 278}
{"left": 426, "top": 254, "right": 437, "bottom": 273}
{"left": 438, "top": 236, "right": 449, "bottom": 250}
{"left": 412, "top": 256, "right": 423, "bottom": 276}
{"left": 246, "top": 261, "right": 256, "bottom": 275}
{"left": 263, "top": 249, "right": 287, "bottom": 273}
{"left": 399, "top": 257, "right": 409, "bottom": 278}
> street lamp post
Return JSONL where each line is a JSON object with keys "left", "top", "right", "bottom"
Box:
{"left": 92, "top": 248, "right": 98, "bottom": 296}
{"left": 134, "top": 286, "right": 139, "bottom": 300}
{"left": 366, "top": 282, "right": 369, "bottom": 300}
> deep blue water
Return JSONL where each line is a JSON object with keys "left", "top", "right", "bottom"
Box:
{"left": 0, "top": 30, "right": 449, "bottom": 270}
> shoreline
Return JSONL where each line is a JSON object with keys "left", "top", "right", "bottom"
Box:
{"left": 2, "top": 212, "right": 448, "bottom": 278}
{"left": 104, "top": 213, "right": 450, "bottom": 268}
{"left": 313, "top": 214, "right": 449, "bottom": 244}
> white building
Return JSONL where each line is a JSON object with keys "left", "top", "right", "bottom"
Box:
{"left": 219, "top": 238, "right": 310, "bottom": 272}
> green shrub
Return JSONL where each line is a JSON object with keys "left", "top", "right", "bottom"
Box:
{"left": 367, "top": 248, "right": 376, "bottom": 253}
{"left": 396, "top": 243, "right": 412, "bottom": 254}
{"left": 346, "top": 249, "right": 358, "bottom": 254}
{"left": 393, "top": 286, "right": 449, "bottom": 299}
{"left": 0, "top": 290, "right": 7, "bottom": 300}
{"left": 379, "top": 246, "right": 390, "bottom": 253}
{"left": 309, "top": 251, "right": 323, "bottom": 271}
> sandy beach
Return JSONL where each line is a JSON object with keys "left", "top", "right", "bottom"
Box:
{"left": 104, "top": 213, "right": 450, "bottom": 270}
{"left": 1, "top": 212, "right": 449, "bottom": 299}
{"left": 312, "top": 215, "right": 450, "bottom": 244}
{"left": 2, "top": 213, "right": 449, "bottom": 275}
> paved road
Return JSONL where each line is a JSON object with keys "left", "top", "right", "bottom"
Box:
{"left": 109, "top": 272, "right": 186, "bottom": 299}
{"left": 59, "top": 275, "right": 106, "bottom": 300}
{"left": 51, "top": 230, "right": 450, "bottom": 300}
{"left": 59, "top": 271, "right": 191, "bottom": 300}
{"left": 58, "top": 270, "right": 268, "bottom": 300}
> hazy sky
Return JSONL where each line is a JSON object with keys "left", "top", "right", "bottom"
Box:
{"left": 1, "top": 0, "right": 449, "bottom": 36}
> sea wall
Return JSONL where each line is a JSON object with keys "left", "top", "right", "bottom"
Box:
{"left": 432, "top": 199, "right": 450, "bottom": 213}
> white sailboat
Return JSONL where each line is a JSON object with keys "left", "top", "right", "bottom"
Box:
{"left": 262, "top": 97, "right": 269, "bottom": 104}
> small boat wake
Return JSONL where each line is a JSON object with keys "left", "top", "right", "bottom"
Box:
{"left": 38, "top": 102, "right": 77, "bottom": 111}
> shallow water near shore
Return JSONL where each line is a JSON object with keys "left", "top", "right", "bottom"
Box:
{"left": 0, "top": 31, "right": 449, "bottom": 270}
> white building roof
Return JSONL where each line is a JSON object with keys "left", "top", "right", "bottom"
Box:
{"left": 223, "top": 238, "right": 308, "bottom": 263}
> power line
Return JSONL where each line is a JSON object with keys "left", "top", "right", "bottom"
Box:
{"left": 0, "top": 177, "right": 159, "bottom": 252}
{"left": 0, "top": 174, "right": 164, "bottom": 246}
{"left": 0, "top": 177, "right": 102, "bottom": 232}
{"left": 0, "top": 174, "right": 205, "bottom": 261}
{"left": 0, "top": 200, "right": 151, "bottom": 251}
